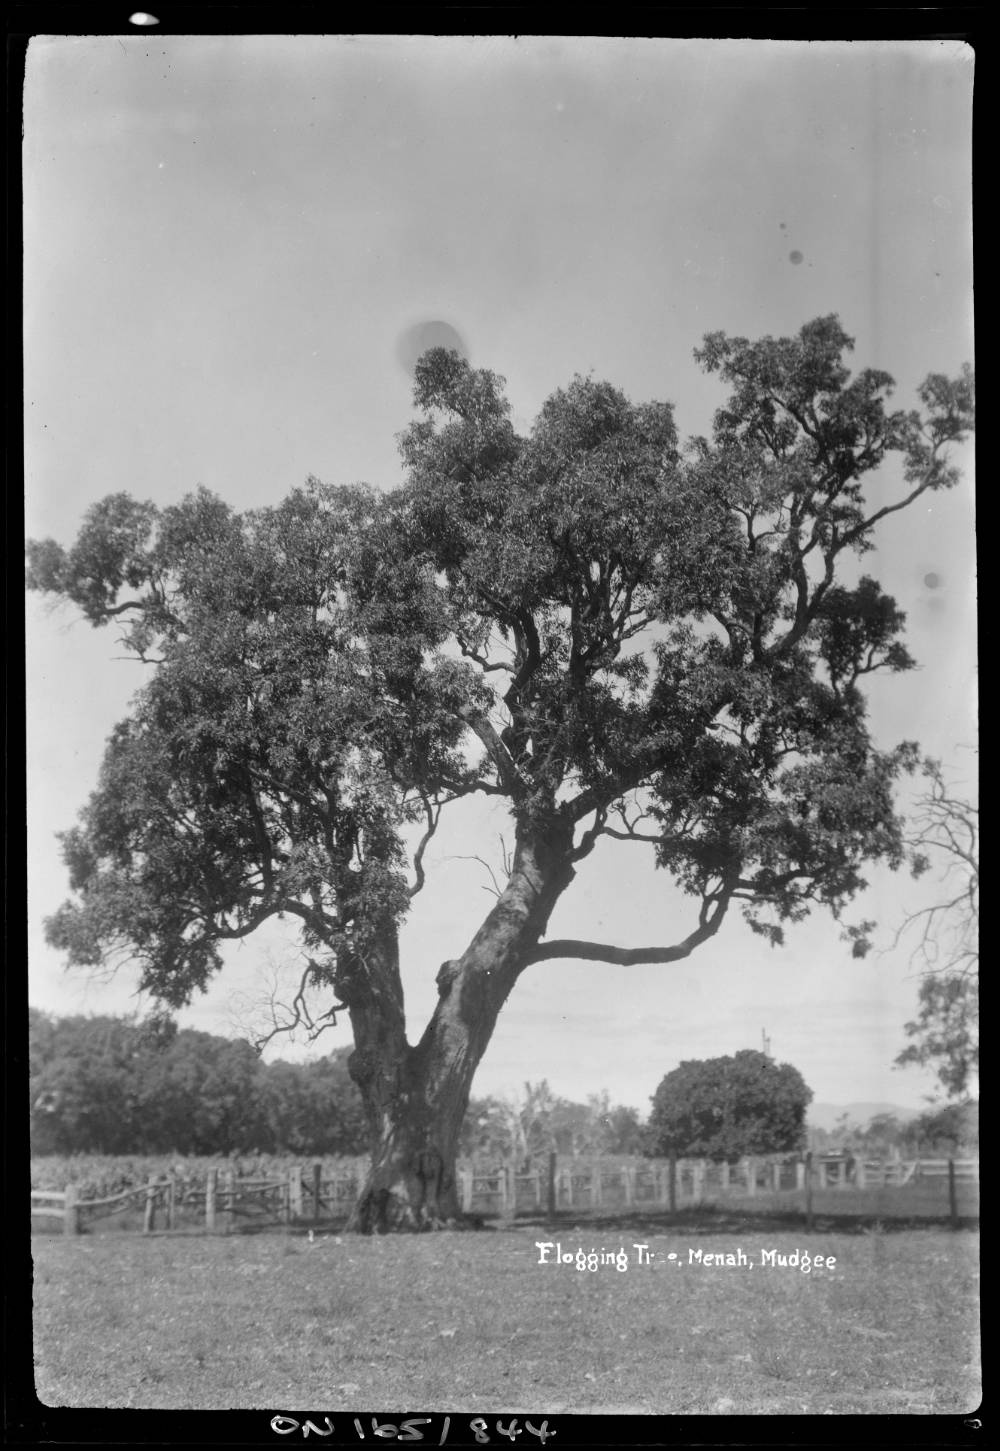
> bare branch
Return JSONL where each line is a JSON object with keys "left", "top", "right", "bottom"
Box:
{"left": 843, "top": 468, "right": 946, "bottom": 545}
{"left": 447, "top": 853, "right": 507, "bottom": 899}
{"left": 246, "top": 957, "right": 349, "bottom": 1054}
{"left": 524, "top": 888, "right": 732, "bottom": 966}
{"left": 889, "top": 759, "right": 979, "bottom": 977}
{"left": 408, "top": 796, "right": 442, "bottom": 898}
{"left": 601, "top": 825, "right": 663, "bottom": 844}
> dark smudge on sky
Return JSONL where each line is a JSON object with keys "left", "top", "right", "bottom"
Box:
{"left": 396, "top": 320, "right": 468, "bottom": 376}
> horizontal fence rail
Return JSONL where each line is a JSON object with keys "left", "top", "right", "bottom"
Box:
{"left": 31, "top": 1153, "right": 979, "bottom": 1236}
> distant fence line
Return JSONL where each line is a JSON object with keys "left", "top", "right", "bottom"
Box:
{"left": 30, "top": 1152, "right": 979, "bottom": 1236}
{"left": 462, "top": 1154, "right": 980, "bottom": 1216}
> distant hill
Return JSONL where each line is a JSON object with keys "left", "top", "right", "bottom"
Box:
{"left": 807, "top": 1101, "right": 923, "bottom": 1132}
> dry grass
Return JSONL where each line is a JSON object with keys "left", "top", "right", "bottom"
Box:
{"left": 31, "top": 1221, "right": 980, "bottom": 1414}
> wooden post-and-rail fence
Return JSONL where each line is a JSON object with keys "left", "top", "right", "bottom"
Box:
{"left": 31, "top": 1153, "right": 979, "bottom": 1235}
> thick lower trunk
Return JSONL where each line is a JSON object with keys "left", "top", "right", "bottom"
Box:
{"left": 343, "top": 822, "right": 575, "bottom": 1232}
{"left": 346, "top": 1071, "right": 467, "bottom": 1232}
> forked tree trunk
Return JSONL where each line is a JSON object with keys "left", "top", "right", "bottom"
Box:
{"left": 343, "top": 822, "right": 575, "bottom": 1232}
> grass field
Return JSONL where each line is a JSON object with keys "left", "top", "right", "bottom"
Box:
{"left": 31, "top": 1218, "right": 980, "bottom": 1414}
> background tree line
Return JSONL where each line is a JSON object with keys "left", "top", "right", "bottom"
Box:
{"left": 28, "top": 1009, "right": 367, "bottom": 1157}
{"left": 458, "top": 1080, "right": 646, "bottom": 1164}
{"left": 807, "top": 1105, "right": 978, "bottom": 1157}
{"left": 31, "top": 1007, "right": 974, "bottom": 1162}
{"left": 28, "top": 1010, "right": 645, "bottom": 1161}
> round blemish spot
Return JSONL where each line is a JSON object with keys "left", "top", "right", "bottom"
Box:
{"left": 396, "top": 320, "right": 468, "bottom": 376}
{"left": 924, "top": 572, "right": 941, "bottom": 590}
{"left": 789, "top": 250, "right": 803, "bottom": 265}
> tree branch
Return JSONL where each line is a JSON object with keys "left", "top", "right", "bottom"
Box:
{"left": 601, "top": 825, "right": 663, "bottom": 844}
{"left": 408, "top": 796, "right": 441, "bottom": 898}
{"left": 457, "top": 635, "right": 514, "bottom": 674}
{"left": 248, "top": 958, "right": 349, "bottom": 1053}
{"left": 569, "top": 807, "right": 608, "bottom": 862}
{"left": 524, "top": 890, "right": 731, "bottom": 965}
{"left": 458, "top": 703, "right": 528, "bottom": 797}
{"left": 447, "top": 852, "right": 507, "bottom": 899}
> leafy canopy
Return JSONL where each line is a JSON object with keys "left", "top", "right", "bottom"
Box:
{"left": 647, "top": 1050, "right": 813, "bottom": 1161}
{"left": 26, "top": 317, "right": 974, "bottom": 1019}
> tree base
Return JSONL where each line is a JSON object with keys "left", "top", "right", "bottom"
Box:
{"left": 344, "top": 1186, "right": 489, "bottom": 1235}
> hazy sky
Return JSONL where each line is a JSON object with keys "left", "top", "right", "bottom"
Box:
{"left": 24, "top": 36, "right": 975, "bottom": 1116}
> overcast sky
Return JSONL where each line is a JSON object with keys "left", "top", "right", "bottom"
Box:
{"left": 24, "top": 36, "right": 975, "bottom": 1116}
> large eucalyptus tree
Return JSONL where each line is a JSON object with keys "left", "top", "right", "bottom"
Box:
{"left": 28, "top": 317, "right": 973, "bottom": 1229}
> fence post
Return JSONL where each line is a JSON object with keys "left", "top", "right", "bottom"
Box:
{"left": 804, "top": 1151, "right": 814, "bottom": 1232}
{"left": 856, "top": 1159, "right": 867, "bottom": 1190}
{"left": 949, "top": 1159, "right": 958, "bottom": 1229}
{"left": 591, "top": 1159, "right": 602, "bottom": 1209}
{"left": 796, "top": 1160, "right": 805, "bottom": 1192}
{"left": 64, "top": 1183, "right": 80, "bottom": 1236}
{"left": 720, "top": 1162, "right": 731, "bottom": 1195}
{"left": 460, "top": 1168, "right": 473, "bottom": 1213}
{"left": 206, "top": 1169, "right": 217, "bottom": 1230}
{"left": 656, "top": 1162, "right": 668, "bottom": 1209}
{"left": 547, "top": 1153, "right": 557, "bottom": 1218}
{"left": 289, "top": 1166, "right": 303, "bottom": 1222}
{"left": 747, "top": 1157, "right": 757, "bottom": 1197}
{"left": 668, "top": 1155, "right": 677, "bottom": 1213}
{"left": 623, "top": 1166, "right": 634, "bottom": 1208}
{"left": 222, "top": 1169, "right": 235, "bottom": 1232}
{"left": 692, "top": 1160, "right": 704, "bottom": 1204}
{"left": 564, "top": 1168, "right": 573, "bottom": 1209}
{"left": 312, "top": 1163, "right": 322, "bottom": 1223}
{"left": 166, "top": 1176, "right": 175, "bottom": 1231}
{"left": 143, "top": 1175, "right": 157, "bottom": 1234}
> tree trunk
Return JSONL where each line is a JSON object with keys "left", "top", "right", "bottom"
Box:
{"left": 343, "top": 820, "right": 576, "bottom": 1232}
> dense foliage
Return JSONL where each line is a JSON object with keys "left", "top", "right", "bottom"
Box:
{"left": 647, "top": 1050, "right": 812, "bottom": 1160}
{"left": 29, "top": 1009, "right": 367, "bottom": 1156}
